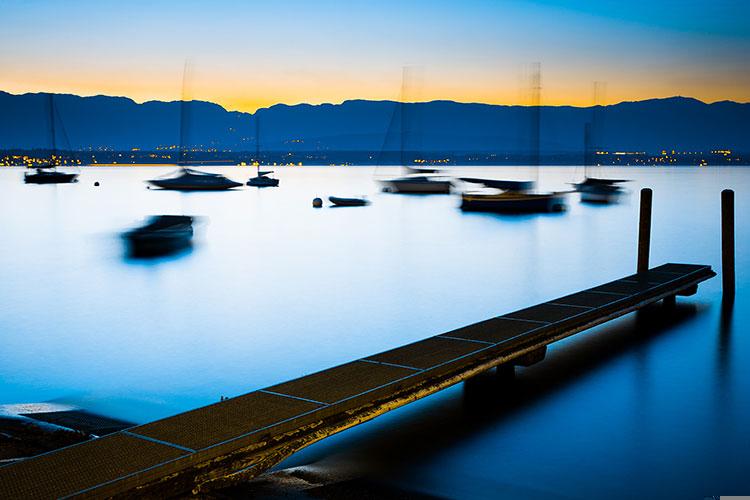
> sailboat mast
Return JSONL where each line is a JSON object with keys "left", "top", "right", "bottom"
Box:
{"left": 590, "top": 81, "right": 605, "bottom": 178}
{"left": 584, "top": 121, "right": 592, "bottom": 175}
{"left": 256, "top": 114, "right": 260, "bottom": 175}
{"left": 48, "top": 94, "right": 56, "bottom": 167}
{"left": 179, "top": 61, "right": 190, "bottom": 168}
{"left": 399, "top": 69, "right": 406, "bottom": 168}
{"left": 529, "top": 62, "right": 541, "bottom": 173}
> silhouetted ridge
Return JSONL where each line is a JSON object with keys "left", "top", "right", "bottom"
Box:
{"left": 1, "top": 91, "right": 748, "bottom": 153}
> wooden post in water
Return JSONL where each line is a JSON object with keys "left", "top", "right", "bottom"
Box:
{"left": 722, "top": 189, "right": 735, "bottom": 297}
{"left": 637, "top": 188, "right": 653, "bottom": 273}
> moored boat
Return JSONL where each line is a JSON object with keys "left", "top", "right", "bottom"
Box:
{"left": 147, "top": 168, "right": 242, "bottom": 191}
{"left": 247, "top": 171, "right": 279, "bottom": 187}
{"left": 459, "top": 178, "right": 534, "bottom": 191}
{"left": 246, "top": 116, "right": 280, "bottom": 187}
{"left": 24, "top": 168, "right": 78, "bottom": 184}
{"left": 329, "top": 196, "right": 370, "bottom": 207}
{"left": 572, "top": 177, "right": 628, "bottom": 204}
{"left": 461, "top": 190, "right": 567, "bottom": 213}
{"left": 122, "top": 215, "right": 194, "bottom": 257}
{"left": 380, "top": 174, "right": 453, "bottom": 194}
{"left": 24, "top": 94, "right": 80, "bottom": 185}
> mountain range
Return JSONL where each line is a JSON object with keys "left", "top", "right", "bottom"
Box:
{"left": 1, "top": 90, "right": 748, "bottom": 154}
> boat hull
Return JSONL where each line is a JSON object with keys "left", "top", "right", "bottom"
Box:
{"left": 580, "top": 190, "right": 623, "bottom": 204}
{"left": 461, "top": 192, "right": 567, "bottom": 213}
{"left": 123, "top": 216, "right": 194, "bottom": 257}
{"left": 328, "top": 196, "right": 369, "bottom": 207}
{"left": 573, "top": 178, "right": 627, "bottom": 204}
{"left": 147, "top": 179, "right": 242, "bottom": 191}
{"left": 380, "top": 179, "right": 452, "bottom": 194}
{"left": 247, "top": 176, "right": 279, "bottom": 187}
{"left": 24, "top": 172, "right": 79, "bottom": 184}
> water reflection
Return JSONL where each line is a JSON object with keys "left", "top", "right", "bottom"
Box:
{"left": 718, "top": 297, "right": 734, "bottom": 372}
{"left": 271, "top": 302, "right": 700, "bottom": 489}
{"left": 123, "top": 244, "right": 194, "bottom": 264}
{"left": 715, "top": 297, "right": 735, "bottom": 441}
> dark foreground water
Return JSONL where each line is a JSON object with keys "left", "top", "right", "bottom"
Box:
{"left": 1, "top": 166, "right": 748, "bottom": 498}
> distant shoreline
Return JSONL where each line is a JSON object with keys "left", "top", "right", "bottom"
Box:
{"left": 2, "top": 149, "right": 748, "bottom": 167}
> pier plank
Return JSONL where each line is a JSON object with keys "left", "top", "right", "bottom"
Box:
{"left": 132, "top": 391, "right": 322, "bottom": 452}
{"left": 366, "top": 336, "right": 488, "bottom": 370}
{"left": 0, "top": 434, "right": 187, "bottom": 499}
{"left": 266, "top": 361, "right": 415, "bottom": 405}
{"left": 503, "top": 303, "right": 590, "bottom": 323}
{"left": 441, "top": 317, "right": 543, "bottom": 344}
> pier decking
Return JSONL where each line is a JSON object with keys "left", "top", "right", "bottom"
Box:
{"left": 0, "top": 263, "right": 715, "bottom": 499}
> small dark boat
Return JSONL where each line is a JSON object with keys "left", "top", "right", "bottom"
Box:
{"left": 25, "top": 94, "right": 80, "bottom": 185}
{"left": 247, "top": 170, "right": 279, "bottom": 187}
{"left": 329, "top": 196, "right": 370, "bottom": 207}
{"left": 147, "top": 168, "right": 242, "bottom": 191}
{"left": 380, "top": 175, "right": 453, "bottom": 194}
{"left": 459, "top": 178, "right": 534, "bottom": 191}
{"left": 572, "top": 177, "right": 628, "bottom": 204}
{"left": 246, "top": 116, "right": 279, "bottom": 187}
{"left": 24, "top": 168, "right": 78, "bottom": 184}
{"left": 461, "top": 190, "right": 567, "bottom": 213}
{"left": 123, "top": 215, "right": 194, "bottom": 257}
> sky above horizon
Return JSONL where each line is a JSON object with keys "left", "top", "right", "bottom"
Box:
{"left": 1, "top": 0, "right": 749, "bottom": 112}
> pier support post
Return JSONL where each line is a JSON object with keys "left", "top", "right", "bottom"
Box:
{"left": 513, "top": 346, "right": 547, "bottom": 367}
{"left": 637, "top": 188, "right": 653, "bottom": 273}
{"left": 722, "top": 189, "right": 735, "bottom": 298}
{"left": 495, "top": 363, "right": 515, "bottom": 380}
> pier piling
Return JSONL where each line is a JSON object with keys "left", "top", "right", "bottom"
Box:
{"left": 721, "top": 189, "right": 735, "bottom": 297}
{"left": 637, "top": 188, "right": 653, "bottom": 273}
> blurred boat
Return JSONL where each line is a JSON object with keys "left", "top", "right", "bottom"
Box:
{"left": 24, "top": 168, "right": 78, "bottom": 184}
{"left": 247, "top": 170, "right": 279, "bottom": 187}
{"left": 24, "top": 95, "right": 79, "bottom": 185}
{"left": 123, "top": 215, "right": 194, "bottom": 257}
{"left": 329, "top": 196, "right": 370, "bottom": 207}
{"left": 461, "top": 188, "right": 567, "bottom": 213}
{"left": 376, "top": 78, "right": 453, "bottom": 195}
{"left": 147, "top": 168, "right": 242, "bottom": 191}
{"left": 380, "top": 167, "right": 453, "bottom": 194}
{"left": 147, "top": 64, "right": 242, "bottom": 192}
{"left": 572, "top": 177, "right": 628, "bottom": 204}
{"left": 246, "top": 115, "right": 279, "bottom": 187}
{"left": 575, "top": 100, "right": 628, "bottom": 204}
{"left": 459, "top": 178, "right": 534, "bottom": 191}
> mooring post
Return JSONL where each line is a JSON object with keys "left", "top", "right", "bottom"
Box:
{"left": 721, "top": 189, "right": 735, "bottom": 297}
{"left": 637, "top": 188, "right": 653, "bottom": 273}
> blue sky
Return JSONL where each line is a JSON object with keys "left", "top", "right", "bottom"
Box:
{"left": 1, "top": 0, "right": 748, "bottom": 110}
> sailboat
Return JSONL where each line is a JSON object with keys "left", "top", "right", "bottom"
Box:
{"left": 380, "top": 166, "right": 453, "bottom": 194}
{"left": 147, "top": 64, "right": 242, "bottom": 191}
{"left": 460, "top": 63, "right": 567, "bottom": 214}
{"left": 246, "top": 114, "right": 279, "bottom": 187}
{"left": 378, "top": 70, "right": 453, "bottom": 194}
{"left": 24, "top": 94, "right": 79, "bottom": 185}
{"left": 572, "top": 176, "right": 628, "bottom": 204}
{"left": 147, "top": 167, "right": 243, "bottom": 191}
{"left": 571, "top": 83, "right": 628, "bottom": 204}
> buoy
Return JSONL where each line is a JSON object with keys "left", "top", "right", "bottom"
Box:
{"left": 312, "top": 197, "right": 323, "bottom": 208}
{"left": 94, "top": 181, "right": 100, "bottom": 187}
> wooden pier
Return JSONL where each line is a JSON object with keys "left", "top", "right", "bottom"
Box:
{"left": 0, "top": 263, "right": 715, "bottom": 499}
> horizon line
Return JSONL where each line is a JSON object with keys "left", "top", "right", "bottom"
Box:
{"left": 2, "top": 89, "right": 748, "bottom": 115}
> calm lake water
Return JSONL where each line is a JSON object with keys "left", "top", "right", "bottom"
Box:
{"left": 1, "top": 166, "right": 748, "bottom": 498}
